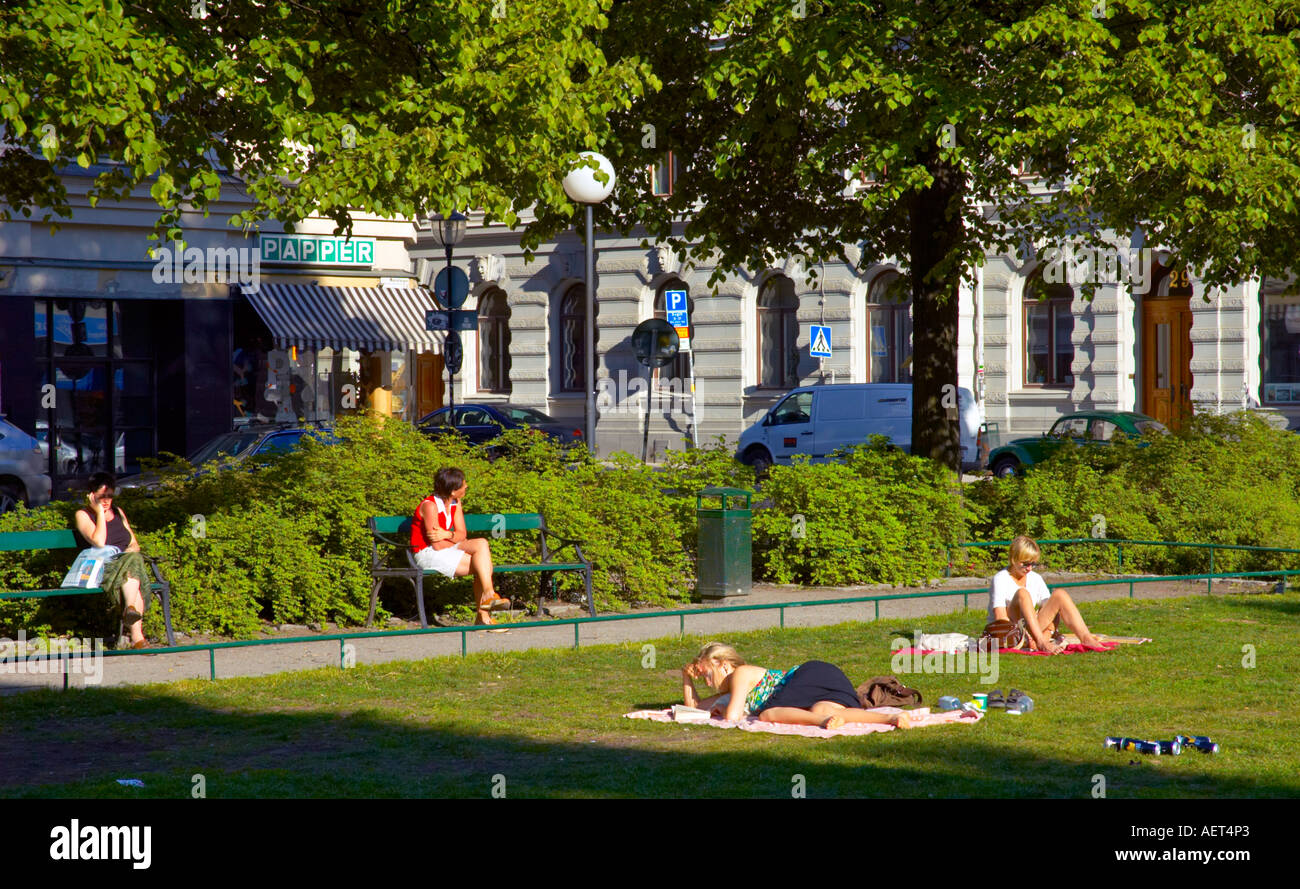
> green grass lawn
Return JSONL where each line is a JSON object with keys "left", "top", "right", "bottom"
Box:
{"left": 2, "top": 594, "right": 1297, "bottom": 798}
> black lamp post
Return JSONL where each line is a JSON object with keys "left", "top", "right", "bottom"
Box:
{"left": 428, "top": 210, "right": 468, "bottom": 411}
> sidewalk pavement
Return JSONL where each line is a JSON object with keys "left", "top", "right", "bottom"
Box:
{"left": 0, "top": 573, "right": 1271, "bottom": 694}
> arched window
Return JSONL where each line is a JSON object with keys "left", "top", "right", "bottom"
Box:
{"left": 653, "top": 281, "right": 694, "bottom": 390}
{"left": 757, "top": 276, "right": 799, "bottom": 389}
{"left": 477, "top": 288, "right": 511, "bottom": 394}
{"left": 867, "top": 271, "right": 912, "bottom": 383}
{"left": 1024, "top": 270, "right": 1075, "bottom": 387}
{"left": 557, "top": 284, "right": 586, "bottom": 393}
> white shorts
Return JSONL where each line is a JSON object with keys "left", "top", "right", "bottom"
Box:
{"left": 413, "top": 545, "right": 465, "bottom": 578}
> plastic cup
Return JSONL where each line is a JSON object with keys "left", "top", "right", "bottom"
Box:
{"left": 972, "top": 693, "right": 988, "bottom": 711}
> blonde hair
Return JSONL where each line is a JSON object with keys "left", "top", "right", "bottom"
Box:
{"left": 1008, "top": 535, "right": 1041, "bottom": 566}
{"left": 694, "top": 642, "right": 745, "bottom": 671}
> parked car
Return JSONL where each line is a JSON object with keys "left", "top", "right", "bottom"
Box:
{"left": 986, "top": 410, "right": 1168, "bottom": 478}
{"left": 0, "top": 417, "right": 53, "bottom": 513}
{"left": 118, "top": 423, "right": 339, "bottom": 491}
{"left": 735, "top": 383, "right": 983, "bottom": 475}
{"left": 416, "top": 404, "right": 584, "bottom": 451}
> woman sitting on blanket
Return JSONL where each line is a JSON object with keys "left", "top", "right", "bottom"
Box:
{"left": 680, "top": 642, "right": 912, "bottom": 730}
{"left": 411, "top": 467, "right": 509, "bottom": 629}
{"left": 73, "top": 472, "right": 152, "bottom": 649}
{"left": 989, "top": 535, "right": 1105, "bottom": 653}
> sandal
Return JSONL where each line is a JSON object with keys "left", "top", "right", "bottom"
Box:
{"left": 987, "top": 689, "right": 1006, "bottom": 710}
{"left": 481, "top": 593, "right": 512, "bottom": 611}
{"left": 123, "top": 608, "right": 142, "bottom": 626}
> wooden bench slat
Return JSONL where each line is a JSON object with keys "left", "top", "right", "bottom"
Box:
{"left": 0, "top": 529, "right": 81, "bottom": 552}
{"left": 367, "top": 512, "right": 594, "bottom": 628}
{"left": 0, "top": 530, "right": 176, "bottom": 646}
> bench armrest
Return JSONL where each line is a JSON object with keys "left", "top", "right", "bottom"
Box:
{"left": 140, "top": 553, "right": 170, "bottom": 586}
{"left": 543, "top": 534, "right": 591, "bottom": 564}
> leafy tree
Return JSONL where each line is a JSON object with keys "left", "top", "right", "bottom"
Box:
{"left": 550, "top": 0, "right": 1300, "bottom": 469}
{"left": 0, "top": 0, "right": 654, "bottom": 238}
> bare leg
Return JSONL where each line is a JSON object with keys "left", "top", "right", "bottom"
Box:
{"left": 809, "top": 701, "right": 911, "bottom": 730}
{"left": 121, "top": 576, "right": 145, "bottom": 644}
{"left": 1040, "top": 590, "right": 1102, "bottom": 647}
{"left": 761, "top": 703, "right": 911, "bottom": 730}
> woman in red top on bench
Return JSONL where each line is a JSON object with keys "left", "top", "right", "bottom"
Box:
{"left": 411, "top": 467, "right": 509, "bottom": 629}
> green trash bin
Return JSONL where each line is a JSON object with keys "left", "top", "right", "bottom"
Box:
{"left": 696, "top": 487, "right": 752, "bottom": 599}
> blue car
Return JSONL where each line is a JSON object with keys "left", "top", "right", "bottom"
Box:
{"left": 119, "top": 424, "right": 339, "bottom": 491}
{"left": 416, "top": 403, "right": 584, "bottom": 451}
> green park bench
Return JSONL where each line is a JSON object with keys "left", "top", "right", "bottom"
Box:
{"left": 0, "top": 529, "right": 175, "bottom": 646}
{"left": 366, "top": 513, "right": 594, "bottom": 628}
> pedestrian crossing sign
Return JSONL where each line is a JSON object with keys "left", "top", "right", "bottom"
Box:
{"left": 810, "top": 325, "right": 832, "bottom": 358}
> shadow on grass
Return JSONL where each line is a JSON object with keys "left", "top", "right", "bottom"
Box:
{"left": 0, "top": 685, "right": 1294, "bottom": 799}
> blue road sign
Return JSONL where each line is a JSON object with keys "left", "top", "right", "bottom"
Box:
{"left": 444, "top": 330, "right": 463, "bottom": 375}
{"left": 809, "top": 324, "right": 832, "bottom": 358}
{"left": 434, "top": 266, "right": 470, "bottom": 309}
{"left": 665, "top": 288, "right": 690, "bottom": 332}
{"left": 426, "top": 310, "right": 478, "bottom": 332}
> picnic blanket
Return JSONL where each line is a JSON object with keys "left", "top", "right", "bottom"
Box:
{"left": 623, "top": 706, "right": 982, "bottom": 738}
{"left": 1064, "top": 633, "right": 1151, "bottom": 646}
{"left": 893, "top": 642, "right": 1119, "bottom": 657}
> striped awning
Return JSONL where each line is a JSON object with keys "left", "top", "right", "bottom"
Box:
{"left": 241, "top": 283, "right": 443, "bottom": 352}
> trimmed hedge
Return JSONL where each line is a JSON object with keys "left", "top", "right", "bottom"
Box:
{"left": 3, "top": 411, "right": 1298, "bottom": 640}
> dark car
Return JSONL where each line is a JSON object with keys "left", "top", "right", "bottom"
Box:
{"left": 987, "top": 410, "right": 1168, "bottom": 478}
{"left": 0, "top": 417, "right": 53, "bottom": 513}
{"left": 119, "top": 424, "right": 339, "bottom": 491}
{"left": 416, "top": 404, "right": 584, "bottom": 451}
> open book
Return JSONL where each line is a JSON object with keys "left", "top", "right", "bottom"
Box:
{"left": 671, "top": 705, "right": 713, "bottom": 723}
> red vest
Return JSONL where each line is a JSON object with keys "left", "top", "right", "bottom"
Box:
{"left": 410, "top": 495, "right": 457, "bottom": 553}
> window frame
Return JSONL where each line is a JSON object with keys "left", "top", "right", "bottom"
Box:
{"left": 756, "top": 276, "right": 800, "bottom": 390}
{"left": 476, "top": 288, "right": 512, "bottom": 395}
{"left": 1022, "top": 277, "right": 1076, "bottom": 389}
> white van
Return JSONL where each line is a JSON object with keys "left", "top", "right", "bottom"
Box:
{"left": 735, "top": 383, "right": 983, "bottom": 474}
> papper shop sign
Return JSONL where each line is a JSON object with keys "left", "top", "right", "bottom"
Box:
{"left": 260, "top": 234, "right": 376, "bottom": 266}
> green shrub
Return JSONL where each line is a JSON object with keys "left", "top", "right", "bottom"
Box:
{"left": 752, "top": 442, "right": 972, "bottom": 586}
{"left": 967, "top": 411, "right": 1300, "bottom": 576}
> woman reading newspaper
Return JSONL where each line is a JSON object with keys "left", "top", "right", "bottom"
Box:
{"left": 73, "top": 472, "right": 151, "bottom": 649}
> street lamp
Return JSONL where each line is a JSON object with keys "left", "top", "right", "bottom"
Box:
{"left": 428, "top": 210, "right": 468, "bottom": 411}
{"left": 562, "top": 151, "right": 615, "bottom": 455}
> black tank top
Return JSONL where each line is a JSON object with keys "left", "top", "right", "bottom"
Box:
{"left": 80, "top": 507, "right": 132, "bottom": 550}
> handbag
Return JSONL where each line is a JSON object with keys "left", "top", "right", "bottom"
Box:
{"left": 980, "top": 618, "right": 1030, "bottom": 651}
{"left": 61, "top": 546, "right": 121, "bottom": 589}
{"left": 981, "top": 618, "right": 1064, "bottom": 652}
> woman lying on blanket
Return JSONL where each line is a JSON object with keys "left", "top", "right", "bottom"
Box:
{"left": 989, "top": 535, "right": 1106, "bottom": 654}
{"left": 680, "top": 642, "right": 912, "bottom": 730}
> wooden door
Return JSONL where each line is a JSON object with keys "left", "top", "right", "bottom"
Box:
{"left": 1141, "top": 297, "right": 1193, "bottom": 429}
{"left": 416, "top": 352, "right": 444, "bottom": 419}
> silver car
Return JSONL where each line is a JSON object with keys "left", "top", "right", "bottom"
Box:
{"left": 0, "top": 417, "right": 53, "bottom": 513}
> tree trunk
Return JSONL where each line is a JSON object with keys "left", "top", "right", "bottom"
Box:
{"left": 908, "top": 153, "right": 966, "bottom": 472}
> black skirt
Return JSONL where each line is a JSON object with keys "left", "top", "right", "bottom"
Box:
{"left": 757, "top": 661, "right": 861, "bottom": 712}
